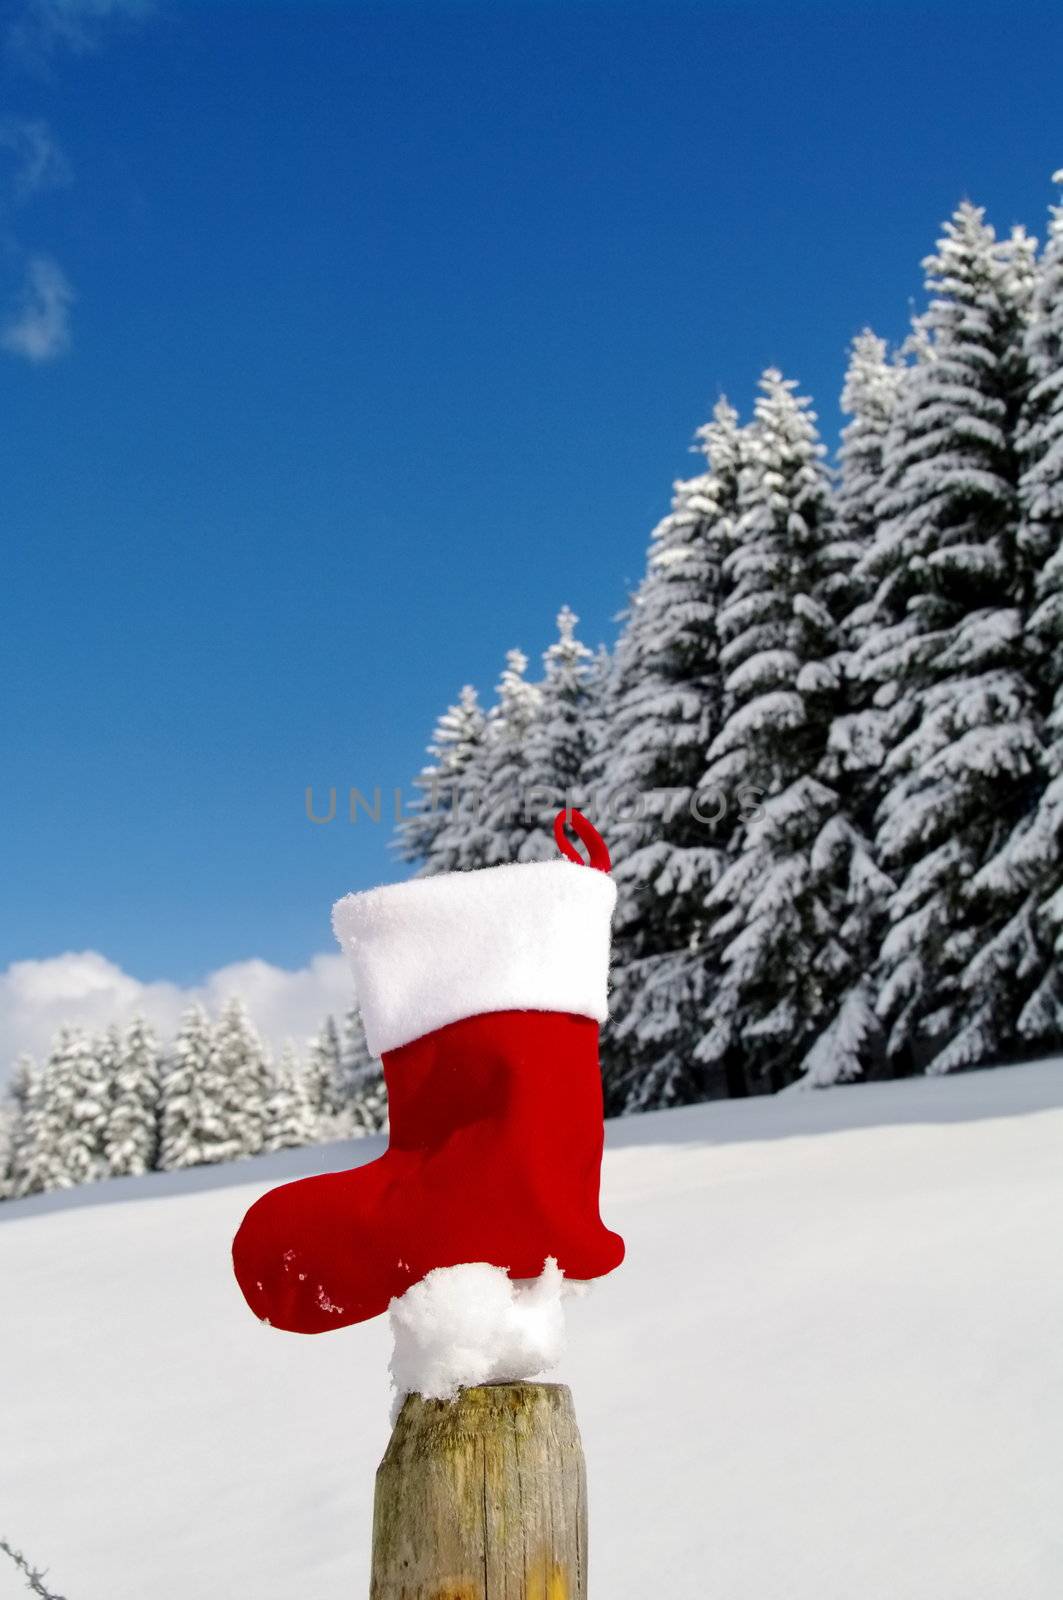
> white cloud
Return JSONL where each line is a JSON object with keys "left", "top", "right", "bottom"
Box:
{"left": 0, "top": 116, "right": 71, "bottom": 198}
{"left": 0, "top": 949, "right": 356, "bottom": 1080}
{"left": 6, "top": 0, "right": 152, "bottom": 69}
{"left": 1, "top": 252, "right": 74, "bottom": 361}
{"left": 1, "top": 0, "right": 152, "bottom": 361}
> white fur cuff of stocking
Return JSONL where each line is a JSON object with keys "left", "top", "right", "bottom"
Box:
{"left": 387, "top": 1259, "right": 586, "bottom": 1415}
{"left": 332, "top": 858, "right": 617, "bottom": 1057}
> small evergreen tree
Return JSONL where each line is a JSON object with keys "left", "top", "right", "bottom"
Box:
{"left": 350, "top": 1061, "right": 389, "bottom": 1136}
{"left": 342, "top": 1007, "right": 388, "bottom": 1135}
{"left": 104, "top": 1015, "right": 160, "bottom": 1177}
{"left": 159, "top": 1004, "right": 232, "bottom": 1170}
{"left": 213, "top": 996, "right": 274, "bottom": 1159}
{"left": 518, "top": 605, "right": 595, "bottom": 861}
{"left": 14, "top": 1028, "right": 107, "bottom": 1193}
{"left": 597, "top": 398, "right": 743, "bottom": 1110}
{"left": 7, "top": 1053, "right": 36, "bottom": 1119}
{"left": 264, "top": 1041, "right": 315, "bottom": 1151}
{"left": 399, "top": 684, "right": 486, "bottom": 874}
{"left": 0, "top": 1097, "right": 17, "bottom": 1199}
{"left": 442, "top": 648, "right": 542, "bottom": 870}
{"left": 304, "top": 1014, "right": 347, "bottom": 1132}
{"left": 56, "top": 1028, "right": 110, "bottom": 1186}
{"left": 0, "top": 1055, "right": 35, "bottom": 1198}
{"left": 4, "top": 1055, "right": 36, "bottom": 1197}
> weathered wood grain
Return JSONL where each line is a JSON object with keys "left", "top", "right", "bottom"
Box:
{"left": 369, "top": 1382, "right": 587, "bottom": 1599}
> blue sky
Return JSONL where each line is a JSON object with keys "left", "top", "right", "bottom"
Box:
{"left": 2, "top": 0, "right": 1061, "bottom": 1052}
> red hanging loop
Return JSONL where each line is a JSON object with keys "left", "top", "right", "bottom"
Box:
{"left": 553, "top": 808, "right": 612, "bottom": 873}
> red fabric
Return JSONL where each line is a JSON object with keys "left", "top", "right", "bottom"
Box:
{"left": 232, "top": 1009, "right": 625, "bottom": 1334}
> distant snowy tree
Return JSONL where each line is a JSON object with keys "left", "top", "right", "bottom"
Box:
{"left": 350, "top": 1060, "right": 389, "bottom": 1136}
{"left": 0, "top": 1095, "right": 19, "bottom": 1200}
{"left": 442, "top": 648, "right": 542, "bottom": 870}
{"left": 264, "top": 1042, "right": 315, "bottom": 1151}
{"left": 159, "top": 1004, "right": 233, "bottom": 1170}
{"left": 0, "top": 1055, "right": 35, "bottom": 1196}
{"left": 14, "top": 1029, "right": 107, "bottom": 1194}
{"left": 518, "top": 605, "right": 595, "bottom": 860}
{"left": 342, "top": 1007, "right": 388, "bottom": 1135}
{"left": 104, "top": 1016, "right": 160, "bottom": 1177}
{"left": 7, "top": 1053, "right": 36, "bottom": 1119}
{"left": 341, "top": 1005, "right": 369, "bottom": 1083}
{"left": 399, "top": 684, "right": 486, "bottom": 874}
{"left": 95, "top": 1026, "right": 120, "bottom": 1094}
{"left": 213, "top": 996, "right": 274, "bottom": 1159}
{"left": 699, "top": 370, "right": 873, "bottom": 1092}
{"left": 304, "top": 1014, "right": 347, "bottom": 1131}
{"left": 9, "top": 1071, "right": 42, "bottom": 1199}
{"left": 852, "top": 203, "right": 1040, "bottom": 1074}
{"left": 0, "top": 1113, "right": 12, "bottom": 1199}
{"left": 597, "top": 398, "right": 743, "bottom": 1111}
{"left": 56, "top": 1029, "right": 110, "bottom": 1186}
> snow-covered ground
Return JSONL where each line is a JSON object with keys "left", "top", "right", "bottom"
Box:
{"left": 2, "top": 1060, "right": 1061, "bottom": 1600}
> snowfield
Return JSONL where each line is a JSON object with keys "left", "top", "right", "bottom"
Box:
{"left": 2, "top": 1060, "right": 1061, "bottom": 1600}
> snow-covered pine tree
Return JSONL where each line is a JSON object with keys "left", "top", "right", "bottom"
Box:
{"left": 7, "top": 1053, "right": 36, "bottom": 1119}
{"left": 518, "top": 605, "right": 595, "bottom": 861}
{"left": 824, "top": 330, "right": 907, "bottom": 791}
{"left": 798, "top": 333, "right": 907, "bottom": 1088}
{"left": 342, "top": 1006, "right": 388, "bottom": 1135}
{"left": 1019, "top": 177, "right": 1063, "bottom": 631}
{"left": 350, "top": 1060, "right": 389, "bottom": 1136}
{"left": 13, "top": 1028, "right": 108, "bottom": 1193}
{"left": 159, "top": 1003, "right": 233, "bottom": 1170}
{"left": 103, "top": 1016, "right": 160, "bottom": 1177}
{"left": 56, "top": 1028, "right": 110, "bottom": 1186}
{"left": 835, "top": 332, "right": 905, "bottom": 641}
{"left": 95, "top": 1024, "right": 120, "bottom": 1094}
{"left": 595, "top": 398, "right": 743, "bottom": 1112}
{"left": 1, "top": 1109, "right": 18, "bottom": 1186}
{"left": 304, "top": 1014, "right": 347, "bottom": 1133}
{"left": 341, "top": 1004, "right": 369, "bottom": 1087}
{"left": 443, "top": 648, "right": 543, "bottom": 871}
{"left": 0, "top": 1105, "right": 13, "bottom": 1199}
{"left": 0, "top": 1054, "right": 35, "bottom": 1197}
{"left": 852, "top": 203, "right": 1041, "bottom": 1075}
{"left": 213, "top": 996, "right": 274, "bottom": 1160}
{"left": 94, "top": 1024, "right": 119, "bottom": 1173}
{"left": 699, "top": 370, "right": 872, "bottom": 1093}
{"left": 580, "top": 642, "right": 612, "bottom": 783}
{"left": 398, "top": 685, "right": 486, "bottom": 874}
{"left": 984, "top": 174, "right": 1063, "bottom": 1047}
{"left": 264, "top": 1041, "right": 315, "bottom": 1151}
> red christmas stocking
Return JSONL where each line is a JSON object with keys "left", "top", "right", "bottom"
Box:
{"left": 232, "top": 811, "right": 625, "bottom": 1334}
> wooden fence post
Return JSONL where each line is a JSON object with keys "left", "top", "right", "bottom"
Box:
{"left": 370, "top": 1382, "right": 587, "bottom": 1599}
